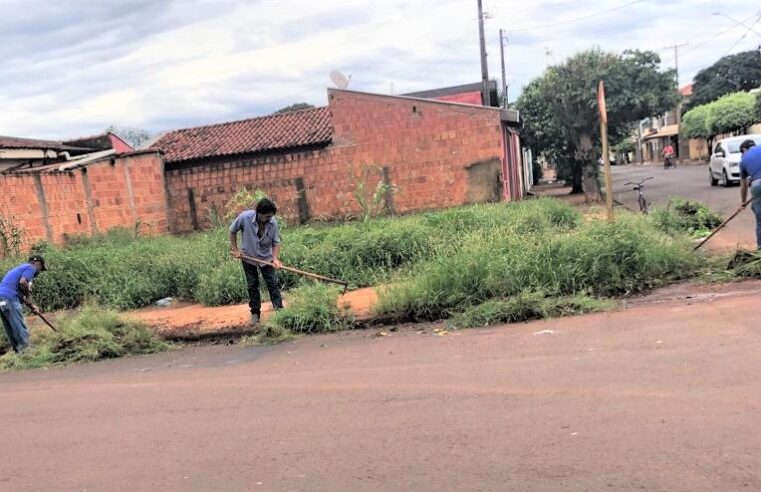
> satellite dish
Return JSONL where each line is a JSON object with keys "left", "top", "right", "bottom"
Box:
{"left": 330, "top": 70, "right": 350, "bottom": 89}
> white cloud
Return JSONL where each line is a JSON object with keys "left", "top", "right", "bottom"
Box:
{"left": 0, "top": 0, "right": 758, "bottom": 139}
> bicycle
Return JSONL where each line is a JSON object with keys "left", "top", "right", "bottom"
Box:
{"left": 624, "top": 176, "right": 653, "bottom": 214}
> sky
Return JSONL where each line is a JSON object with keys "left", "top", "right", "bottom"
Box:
{"left": 1, "top": 0, "right": 758, "bottom": 140}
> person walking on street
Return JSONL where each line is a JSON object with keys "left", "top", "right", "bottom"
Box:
{"left": 662, "top": 143, "right": 676, "bottom": 168}
{"left": 739, "top": 139, "right": 761, "bottom": 249}
{"left": 0, "top": 255, "right": 46, "bottom": 353}
{"left": 229, "top": 198, "right": 284, "bottom": 327}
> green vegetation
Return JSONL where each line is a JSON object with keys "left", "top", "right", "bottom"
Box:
{"left": 0, "top": 306, "right": 167, "bottom": 371}
{"left": 264, "top": 283, "right": 354, "bottom": 335}
{"left": 376, "top": 212, "right": 697, "bottom": 321}
{"left": 682, "top": 91, "right": 761, "bottom": 152}
{"left": 651, "top": 199, "right": 723, "bottom": 238}
{"left": 451, "top": 292, "right": 613, "bottom": 329}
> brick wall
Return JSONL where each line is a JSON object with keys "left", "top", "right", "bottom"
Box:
{"left": 165, "top": 90, "right": 510, "bottom": 232}
{"left": 0, "top": 151, "right": 169, "bottom": 251}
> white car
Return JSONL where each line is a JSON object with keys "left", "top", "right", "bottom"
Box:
{"left": 709, "top": 134, "right": 761, "bottom": 187}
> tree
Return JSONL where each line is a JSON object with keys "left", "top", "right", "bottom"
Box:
{"left": 707, "top": 91, "right": 759, "bottom": 135}
{"left": 105, "top": 125, "right": 152, "bottom": 148}
{"left": 523, "top": 49, "right": 678, "bottom": 200}
{"left": 515, "top": 78, "right": 580, "bottom": 192}
{"left": 688, "top": 50, "right": 761, "bottom": 109}
{"left": 682, "top": 104, "right": 716, "bottom": 155}
{"left": 273, "top": 103, "right": 315, "bottom": 115}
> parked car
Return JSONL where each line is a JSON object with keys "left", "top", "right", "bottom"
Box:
{"left": 709, "top": 134, "right": 761, "bottom": 187}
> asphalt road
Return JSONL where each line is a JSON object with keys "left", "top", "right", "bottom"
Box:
{"left": 4, "top": 283, "right": 761, "bottom": 491}
{"left": 612, "top": 162, "right": 755, "bottom": 249}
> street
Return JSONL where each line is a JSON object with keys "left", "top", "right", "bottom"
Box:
{"left": 612, "top": 162, "right": 755, "bottom": 249}
{"left": 3, "top": 282, "right": 761, "bottom": 491}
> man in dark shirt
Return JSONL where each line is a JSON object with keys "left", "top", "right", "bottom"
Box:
{"left": 229, "top": 198, "right": 284, "bottom": 327}
{"left": 739, "top": 139, "right": 761, "bottom": 249}
{"left": 0, "top": 255, "right": 46, "bottom": 353}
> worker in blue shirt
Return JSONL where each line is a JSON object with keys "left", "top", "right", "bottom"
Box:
{"left": 739, "top": 139, "right": 761, "bottom": 249}
{"left": 0, "top": 255, "right": 46, "bottom": 353}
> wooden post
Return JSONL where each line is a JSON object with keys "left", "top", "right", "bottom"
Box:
{"left": 598, "top": 80, "right": 614, "bottom": 221}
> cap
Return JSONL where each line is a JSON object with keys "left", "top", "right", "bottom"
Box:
{"left": 28, "top": 255, "right": 47, "bottom": 271}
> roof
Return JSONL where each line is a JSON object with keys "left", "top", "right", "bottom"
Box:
{"left": 679, "top": 84, "right": 693, "bottom": 97}
{"left": 150, "top": 107, "right": 333, "bottom": 163}
{"left": 0, "top": 135, "right": 92, "bottom": 153}
{"left": 643, "top": 124, "right": 679, "bottom": 140}
{"left": 64, "top": 133, "right": 133, "bottom": 153}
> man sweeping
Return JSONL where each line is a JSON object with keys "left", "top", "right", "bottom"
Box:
{"left": 229, "top": 198, "right": 284, "bottom": 327}
{"left": 0, "top": 255, "right": 46, "bottom": 353}
{"left": 740, "top": 139, "right": 761, "bottom": 249}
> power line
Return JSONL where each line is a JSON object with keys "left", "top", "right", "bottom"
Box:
{"left": 717, "top": 11, "right": 761, "bottom": 58}
{"left": 507, "top": 0, "right": 645, "bottom": 33}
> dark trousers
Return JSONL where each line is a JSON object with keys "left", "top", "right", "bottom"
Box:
{"left": 242, "top": 261, "right": 283, "bottom": 316}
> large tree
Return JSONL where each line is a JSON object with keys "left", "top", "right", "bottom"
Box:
{"left": 515, "top": 79, "right": 580, "bottom": 192}
{"left": 687, "top": 50, "right": 761, "bottom": 109}
{"left": 519, "top": 49, "right": 678, "bottom": 200}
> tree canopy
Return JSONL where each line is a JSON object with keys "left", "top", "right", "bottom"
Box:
{"left": 517, "top": 49, "right": 678, "bottom": 198}
{"left": 105, "top": 125, "right": 152, "bottom": 148}
{"left": 688, "top": 50, "right": 761, "bottom": 109}
{"left": 273, "top": 103, "right": 315, "bottom": 115}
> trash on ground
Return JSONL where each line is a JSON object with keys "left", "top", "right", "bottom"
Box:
{"left": 155, "top": 297, "right": 173, "bottom": 307}
{"left": 533, "top": 329, "right": 556, "bottom": 336}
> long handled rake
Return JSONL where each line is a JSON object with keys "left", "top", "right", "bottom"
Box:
{"left": 238, "top": 253, "right": 349, "bottom": 294}
{"left": 693, "top": 198, "right": 752, "bottom": 251}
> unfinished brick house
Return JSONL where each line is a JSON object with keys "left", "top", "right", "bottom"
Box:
{"left": 152, "top": 88, "right": 524, "bottom": 232}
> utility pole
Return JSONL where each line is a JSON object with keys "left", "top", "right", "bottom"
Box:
{"left": 477, "top": 0, "right": 490, "bottom": 106}
{"left": 664, "top": 43, "right": 689, "bottom": 161}
{"left": 499, "top": 29, "right": 508, "bottom": 108}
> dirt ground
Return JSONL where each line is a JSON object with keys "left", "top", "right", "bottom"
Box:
{"left": 128, "top": 287, "right": 380, "bottom": 338}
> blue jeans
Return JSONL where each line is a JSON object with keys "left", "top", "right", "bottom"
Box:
{"left": 0, "top": 298, "right": 29, "bottom": 353}
{"left": 752, "top": 184, "right": 761, "bottom": 249}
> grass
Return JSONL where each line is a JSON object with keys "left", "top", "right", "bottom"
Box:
{"left": 450, "top": 292, "right": 614, "bottom": 329}
{"left": 0, "top": 306, "right": 168, "bottom": 371}
{"left": 375, "top": 212, "right": 698, "bottom": 321}
{"left": 651, "top": 199, "right": 723, "bottom": 238}
{"left": 265, "top": 283, "right": 354, "bottom": 335}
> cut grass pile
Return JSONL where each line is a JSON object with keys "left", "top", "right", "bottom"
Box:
{"left": 450, "top": 292, "right": 614, "bottom": 329}
{"left": 651, "top": 199, "right": 723, "bottom": 238}
{"left": 0, "top": 306, "right": 167, "bottom": 371}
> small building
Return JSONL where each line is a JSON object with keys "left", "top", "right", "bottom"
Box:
{"left": 0, "top": 133, "right": 134, "bottom": 171}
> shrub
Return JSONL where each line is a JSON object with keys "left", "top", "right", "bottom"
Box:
{"left": 265, "top": 283, "right": 354, "bottom": 334}
{"left": 0, "top": 306, "right": 167, "bottom": 370}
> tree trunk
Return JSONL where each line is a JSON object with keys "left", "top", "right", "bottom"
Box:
{"left": 575, "top": 133, "right": 602, "bottom": 202}
{"left": 569, "top": 165, "right": 583, "bottom": 194}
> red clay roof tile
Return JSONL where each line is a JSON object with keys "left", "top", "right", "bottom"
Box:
{"left": 151, "top": 107, "right": 332, "bottom": 163}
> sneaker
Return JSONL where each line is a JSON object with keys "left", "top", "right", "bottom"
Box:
{"left": 250, "top": 314, "right": 260, "bottom": 327}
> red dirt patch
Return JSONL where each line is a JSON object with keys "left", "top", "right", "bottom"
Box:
{"left": 128, "top": 287, "right": 379, "bottom": 339}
